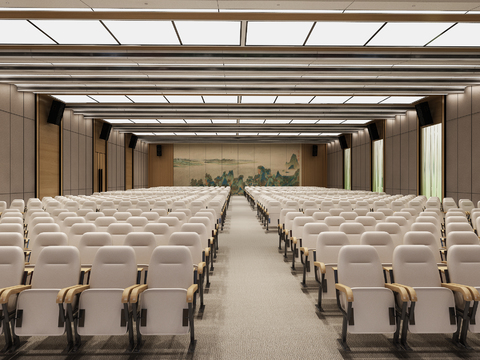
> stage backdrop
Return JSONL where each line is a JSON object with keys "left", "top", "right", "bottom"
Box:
{"left": 174, "top": 144, "right": 300, "bottom": 195}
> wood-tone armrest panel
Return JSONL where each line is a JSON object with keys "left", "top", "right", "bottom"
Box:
{"left": 385, "top": 283, "right": 409, "bottom": 302}
{"left": 442, "top": 283, "right": 473, "bottom": 301}
{"left": 392, "top": 283, "right": 417, "bottom": 302}
{"left": 197, "top": 262, "right": 206, "bottom": 275}
{"left": 130, "top": 284, "right": 148, "bottom": 303}
{"left": 291, "top": 236, "right": 298, "bottom": 245}
{"left": 335, "top": 283, "right": 354, "bottom": 302}
{"left": 122, "top": 284, "right": 141, "bottom": 304}
{"left": 300, "top": 247, "right": 308, "bottom": 257}
{"left": 187, "top": 284, "right": 198, "bottom": 303}
{"left": 0, "top": 285, "right": 31, "bottom": 304}
{"left": 63, "top": 285, "right": 90, "bottom": 304}
{"left": 314, "top": 261, "right": 326, "bottom": 274}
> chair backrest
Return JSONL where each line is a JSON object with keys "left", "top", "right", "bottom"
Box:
{"left": 195, "top": 211, "right": 216, "bottom": 231}
{"left": 445, "top": 216, "right": 469, "bottom": 226}
{"left": 408, "top": 200, "right": 423, "bottom": 214}
{"left": 126, "top": 216, "right": 148, "bottom": 231}
{"left": 107, "top": 223, "right": 134, "bottom": 246}
{"left": 366, "top": 211, "right": 386, "bottom": 222}
{"left": 190, "top": 201, "right": 205, "bottom": 216}
{"left": 29, "top": 232, "right": 69, "bottom": 264}
{"left": 403, "top": 231, "right": 442, "bottom": 263}
{"left": 390, "top": 200, "right": 404, "bottom": 212}
{"left": 136, "top": 200, "right": 151, "bottom": 213}
{"left": 81, "top": 200, "right": 97, "bottom": 211}
{"left": 328, "top": 208, "right": 343, "bottom": 216}
{"left": 339, "top": 222, "right": 365, "bottom": 245}
{"left": 31, "top": 246, "right": 80, "bottom": 289}
{"left": 339, "top": 211, "right": 357, "bottom": 221}
{"left": 64, "top": 201, "right": 80, "bottom": 212}
{"left": 0, "top": 246, "right": 25, "bottom": 288}
{"left": 10, "top": 199, "right": 25, "bottom": 212}
{"left": 446, "top": 231, "right": 480, "bottom": 250}
{"left": 123, "top": 232, "right": 156, "bottom": 265}
{"left": 0, "top": 232, "right": 23, "bottom": 248}
{"left": 338, "top": 245, "right": 384, "bottom": 288}
{"left": 279, "top": 208, "right": 295, "bottom": 225}
{"left": 143, "top": 223, "right": 170, "bottom": 246}
{"left": 0, "top": 223, "right": 24, "bottom": 237}
{"left": 410, "top": 222, "right": 442, "bottom": 243}
{"left": 85, "top": 211, "right": 105, "bottom": 223}
{"left": 447, "top": 245, "right": 480, "bottom": 287}
{"left": 393, "top": 245, "right": 441, "bottom": 287}
{"left": 61, "top": 216, "right": 86, "bottom": 233}
{"left": 375, "top": 222, "right": 403, "bottom": 247}
{"left": 0, "top": 217, "right": 23, "bottom": 225}
{"left": 89, "top": 246, "right": 137, "bottom": 289}
{"left": 459, "top": 199, "right": 475, "bottom": 214}
{"left": 320, "top": 200, "right": 334, "bottom": 212}
{"left": 78, "top": 232, "right": 113, "bottom": 265}
{"left": 377, "top": 208, "right": 394, "bottom": 217}
{"left": 68, "top": 223, "right": 97, "bottom": 248}
{"left": 324, "top": 216, "right": 345, "bottom": 231}
{"left": 117, "top": 200, "right": 133, "bottom": 212}
{"left": 127, "top": 208, "right": 142, "bottom": 216}
{"left": 29, "top": 223, "right": 61, "bottom": 242}
{"left": 180, "top": 223, "right": 210, "bottom": 249}
{"left": 416, "top": 215, "right": 441, "bottom": 229}
{"left": 56, "top": 211, "right": 78, "bottom": 223}
{"left": 113, "top": 211, "right": 132, "bottom": 222}
{"left": 315, "top": 232, "right": 350, "bottom": 263}
{"left": 355, "top": 200, "right": 369, "bottom": 210}
{"left": 443, "top": 197, "right": 457, "bottom": 212}
{"left": 373, "top": 200, "right": 387, "bottom": 211}
{"left": 360, "top": 231, "right": 395, "bottom": 264}
{"left": 338, "top": 200, "right": 352, "bottom": 212}
{"left": 147, "top": 246, "right": 193, "bottom": 289}
{"left": 141, "top": 212, "right": 160, "bottom": 222}
{"left": 168, "top": 211, "right": 188, "bottom": 225}
{"left": 385, "top": 216, "right": 409, "bottom": 232}
{"left": 94, "top": 216, "right": 117, "bottom": 231}
{"left": 285, "top": 212, "right": 304, "bottom": 231}
{"left": 355, "top": 216, "right": 377, "bottom": 232}
{"left": 301, "top": 223, "right": 329, "bottom": 249}
{"left": 291, "top": 216, "right": 315, "bottom": 238}
{"left": 29, "top": 216, "right": 54, "bottom": 229}
{"left": 168, "top": 232, "right": 203, "bottom": 266}
{"left": 445, "top": 222, "right": 473, "bottom": 236}
{"left": 312, "top": 212, "right": 331, "bottom": 221}
{"left": 158, "top": 216, "right": 182, "bottom": 237}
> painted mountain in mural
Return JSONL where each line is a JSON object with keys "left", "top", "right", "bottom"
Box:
{"left": 285, "top": 154, "right": 299, "bottom": 170}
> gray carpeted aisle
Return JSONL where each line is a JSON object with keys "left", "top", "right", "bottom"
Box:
{"left": 7, "top": 196, "right": 480, "bottom": 359}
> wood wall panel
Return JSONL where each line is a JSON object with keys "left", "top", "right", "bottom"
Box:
{"left": 300, "top": 144, "right": 327, "bottom": 186}
{"left": 125, "top": 133, "right": 133, "bottom": 190}
{"left": 93, "top": 119, "right": 107, "bottom": 193}
{"left": 148, "top": 144, "right": 174, "bottom": 187}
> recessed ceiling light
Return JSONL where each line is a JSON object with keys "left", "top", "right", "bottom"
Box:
{"left": 32, "top": 20, "right": 117, "bottom": 44}
{"left": 165, "top": 95, "right": 204, "bottom": 103}
{"left": 241, "top": 96, "right": 276, "bottom": 104}
{"left": 89, "top": 95, "right": 132, "bottom": 103}
{"left": 317, "top": 120, "right": 345, "bottom": 124}
{"left": 342, "top": 120, "right": 371, "bottom": 124}
{"left": 155, "top": 132, "right": 176, "bottom": 136}
{"left": 278, "top": 133, "right": 299, "bottom": 136}
{"left": 428, "top": 23, "right": 480, "bottom": 46}
{"left": 158, "top": 119, "right": 186, "bottom": 124}
{"left": 246, "top": 21, "right": 314, "bottom": 46}
{"left": 258, "top": 132, "right": 279, "bottom": 136}
{"left": 217, "top": 132, "right": 237, "bottom": 135}
{"left": 290, "top": 120, "right": 318, "bottom": 124}
{"left": 51, "top": 95, "right": 97, "bottom": 103}
{"left": 321, "top": 132, "right": 341, "bottom": 136}
{"left": 184, "top": 119, "right": 212, "bottom": 124}
{"left": 299, "top": 133, "right": 322, "bottom": 136}
{"left": 380, "top": 96, "right": 425, "bottom": 104}
{"left": 175, "top": 132, "right": 196, "bottom": 136}
{"left": 238, "top": 132, "right": 259, "bottom": 136}
{"left": 130, "top": 119, "right": 160, "bottom": 124}
{"left": 103, "top": 20, "right": 179, "bottom": 45}
{"left": 306, "top": 22, "right": 384, "bottom": 46}
{"left": 275, "top": 96, "right": 314, "bottom": 104}
{"left": 133, "top": 132, "right": 155, "bottom": 136}
{"left": 264, "top": 120, "right": 291, "bottom": 124}
{"left": 104, "top": 119, "right": 134, "bottom": 124}
{"left": 367, "top": 22, "right": 454, "bottom": 46}
{"left": 197, "top": 132, "right": 217, "bottom": 136}
{"left": 128, "top": 95, "right": 168, "bottom": 103}
{"left": 311, "top": 96, "right": 351, "bottom": 104}
{"left": 202, "top": 96, "right": 238, "bottom": 103}
{"left": 346, "top": 96, "right": 388, "bottom": 104}
{"left": 174, "top": 21, "right": 241, "bottom": 45}
{"left": 212, "top": 119, "right": 238, "bottom": 124}
{"left": 0, "top": 20, "right": 54, "bottom": 44}
{"left": 239, "top": 120, "right": 265, "bottom": 124}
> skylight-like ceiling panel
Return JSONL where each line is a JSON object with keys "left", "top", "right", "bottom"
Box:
{"left": 158, "top": 119, "right": 186, "bottom": 124}
{"left": 0, "top": 20, "right": 55, "bottom": 44}
{"left": 321, "top": 132, "right": 341, "bottom": 136}
{"left": 279, "top": 133, "right": 299, "bottom": 136}
{"left": 212, "top": 119, "right": 238, "bottom": 124}
{"left": 197, "top": 132, "right": 217, "bottom": 136}
{"left": 299, "top": 133, "right": 322, "bottom": 136}
{"left": 238, "top": 132, "right": 259, "bottom": 136}
{"left": 103, "top": 21, "right": 179, "bottom": 45}
{"left": 175, "top": 132, "right": 196, "bottom": 136}
{"left": 202, "top": 96, "right": 238, "bottom": 103}
{"left": 241, "top": 96, "right": 277, "bottom": 104}
{"left": 184, "top": 119, "right": 212, "bottom": 124}
{"left": 52, "top": 95, "right": 97, "bottom": 103}
{"left": 346, "top": 96, "right": 388, "bottom": 104}
{"left": 310, "top": 96, "right": 351, "bottom": 104}
{"left": 155, "top": 132, "right": 176, "bottom": 136}
{"left": 306, "top": 22, "right": 384, "bottom": 46}
{"left": 342, "top": 120, "right": 371, "bottom": 124}
{"left": 104, "top": 119, "right": 133, "bottom": 124}
{"left": 165, "top": 95, "right": 204, "bottom": 103}
{"left": 428, "top": 23, "right": 480, "bottom": 46}
{"left": 128, "top": 95, "right": 168, "bottom": 103}
{"left": 264, "top": 120, "right": 291, "bottom": 124}
{"left": 174, "top": 21, "right": 241, "bottom": 45}
{"left": 290, "top": 120, "right": 318, "bottom": 124}
{"left": 130, "top": 119, "right": 160, "bottom": 124}
{"left": 246, "top": 21, "right": 314, "bottom": 46}
{"left": 217, "top": 132, "right": 237, "bottom": 135}
{"left": 275, "top": 96, "right": 313, "bottom": 104}
{"left": 258, "top": 132, "right": 279, "bottom": 136}
{"left": 239, "top": 120, "right": 265, "bottom": 124}
{"left": 367, "top": 22, "right": 454, "bottom": 46}
{"left": 381, "top": 96, "right": 425, "bottom": 104}
{"left": 32, "top": 20, "right": 117, "bottom": 44}
{"left": 89, "top": 95, "right": 132, "bottom": 103}
{"left": 133, "top": 132, "right": 155, "bottom": 136}
{"left": 317, "top": 120, "right": 345, "bottom": 124}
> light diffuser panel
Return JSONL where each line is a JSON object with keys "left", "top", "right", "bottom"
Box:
{"left": 246, "top": 21, "right": 314, "bottom": 46}
{"left": 202, "top": 96, "right": 238, "bottom": 103}
{"left": 130, "top": 119, "right": 160, "bottom": 124}
{"left": 239, "top": 120, "right": 264, "bottom": 124}
{"left": 52, "top": 95, "right": 97, "bottom": 103}
{"left": 174, "top": 21, "right": 241, "bottom": 45}
{"left": 0, "top": 20, "right": 55, "bottom": 44}
{"left": 212, "top": 119, "right": 238, "bottom": 124}
{"left": 104, "top": 119, "right": 134, "bottom": 124}
{"left": 175, "top": 132, "right": 196, "bottom": 135}
{"left": 89, "top": 95, "right": 132, "bottom": 103}
{"left": 317, "top": 120, "right": 345, "bottom": 124}
{"left": 217, "top": 132, "right": 237, "bottom": 135}
{"left": 278, "top": 133, "right": 299, "bottom": 136}
{"left": 32, "top": 20, "right": 117, "bottom": 44}
{"left": 342, "top": 120, "right": 371, "bottom": 124}
{"left": 238, "top": 132, "right": 258, "bottom": 135}
{"left": 310, "top": 96, "right": 351, "bottom": 104}
{"left": 381, "top": 96, "right": 425, "bottom": 104}
{"left": 184, "top": 119, "right": 212, "bottom": 123}
{"left": 275, "top": 96, "right": 314, "bottom": 104}
{"left": 321, "top": 132, "right": 341, "bottom": 136}
{"left": 290, "top": 120, "right": 317, "bottom": 124}
{"left": 306, "top": 22, "right": 384, "bottom": 46}
{"left": 197, "top": 133, "right": 217, "bottom": 136}
{"left": 127, "top": 95, "right": 168, "bottom": 103}
{"left": 428, "top": 23, "right": 480, "bottom": 47}
{"left": 155, "top": 132, "right": 176, "bottom": 136}
{"left": 165, "top": 95, "right": 204, "bottom": 103}
{"left": 158, "top": 119, "right": 186, "bottom": 124}
{"left": 258, "top": 132, "right": 279, "bottom": 136}
{"left": 103, "top": 21, "right": 179, "bottom": 45}
{"left": 264, "top": 120, "right": 291, "bottom": 124}
{"left": 241, "top": 96, "right": 276, "bottom": 104}
{"left": 299, "top": 133, "right": 321, "bottom": 136}
{"left": 367, "top": 22, "right": 453, "bottom": 46}
{"left": 346, "top": 96, "right": 388, "bottom": 104}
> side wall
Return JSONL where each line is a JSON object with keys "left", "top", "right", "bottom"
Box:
{"left": 327, "top": 140, "right": 343, "bottom": 189}
{"left": 0, "top": 84, "right": 35, "bottom": 204}
{"left": 107, "top": 129, "right": 125, "bottom": 191}
{"left": 134, "top": 141, "right": 148, "bottom": 189}
{"left": 351, "top": 128, "right": 371, "bottom": 191}
{"left": 300, "top": 144, "right": 327, "bottom": 187}
{"left": 148, "top": 144, "right": 174, "bottom": 187}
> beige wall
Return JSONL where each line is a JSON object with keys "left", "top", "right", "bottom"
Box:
{"left": 301, "top": 144, "right": 327, "bottom": 187}
{"left": 107, "top": 129, "right": 125, "bottom": 191}
{"left": 351, "top": 128, "right": 372, "bottom": 191}
{"left": 327, "top": 140, "right": 343, "bottom": 189}
{"left": 134, "top": 140, "right": 148, "bottom": 189}
{"left": 148, "top": 144, "right": 174, "bottom": 187}
{"left": 0, "top": 84, "right": 35, "bottom": 204}
{"left": 63, "top": 110, "right": 93, "bottom": 196}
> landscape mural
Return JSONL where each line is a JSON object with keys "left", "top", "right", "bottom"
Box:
{"left": 173, "top": 144, "right": 300, "bottom": 195}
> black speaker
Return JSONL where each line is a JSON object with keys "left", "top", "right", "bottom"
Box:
{"left": 415, "top": 101, "right": 433, "bottom": 127}
{"left": 339, "top": 135, "right": 348, "bottom": 150}
{"left": 367, "top": 123, "right": 380, "bottom": 141}
{"left": 129, "top": 135, "right": 138, "bottom": 149}
{"left": 47, "top": 100, "right": 65, "bottom": 126}
{"left": 99, "top": 122, "right": 112, "bottom": 141}
{"left": 312, "top": 145, "right": 318, "bottom": 157}
{"left": 156, "top": 144, "right": 162, "bottom": 156}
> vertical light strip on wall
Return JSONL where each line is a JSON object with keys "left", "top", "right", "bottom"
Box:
{"left": 372, "top": 139, "right": 384, "bottom": 192}
{"left": 421, "top": 123, "right": 442, "bottom": 199}
{"left": 344, "top": 148, "right": 351, "bottom": 190}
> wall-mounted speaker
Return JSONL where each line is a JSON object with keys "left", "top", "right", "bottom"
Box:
{"left": 157, "top": 144, "right": 162, "bottom": 156}
{"left": 47, "top": 100, "right": 65, "bottom": 126}
{"left": 367, "top": 122, "right": 380, "bottom": 141}
{"left": 415, "top": 101, "right": 434, "bottom": 127}
{"left": 312, "top": 144, "right": 318, "bottom": 157}
{"left": 339, "top": 135, "right": 348, "bottom": 150}
{"left": 129, "top": 134, "right": 138, "bottom": 149}
{"left": 99, "top": 122, "right": 112, "bottom": 141}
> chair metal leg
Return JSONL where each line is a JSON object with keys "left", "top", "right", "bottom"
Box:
{"left": 1, "top": 304, "right": 13, "bottom": 352}
{"left": 188, "top": 303, "right": 196, "bottom": 353}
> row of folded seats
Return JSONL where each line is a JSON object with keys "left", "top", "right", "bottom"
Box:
{"left": 0, "top": 186, "right": 231, "bottom": 353}
{"left": 248, "top": 187, "right": 480, "bottom": 350}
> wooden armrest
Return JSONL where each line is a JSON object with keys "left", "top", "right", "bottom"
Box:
{"left": 122, "top": 284, "right": 141, "bottom": 304}
{"left": 464, "top": 286, "right": 480, "bottom": 301}
{"left": 81, "top": 267, "right": 91, "bottom": 273}
{"left": 385, "top": 283, "right": 409, "bottom": 302}
{"left": 137, "top": 267, "right": 145, "bottom": 272}
{"left": 438, "top": 265, "right": 447, "bottom": 272}
{"left": 300, "top": 247, "right": 308, "bottom": 257}
{"left": 335, "top": 283, "right": 354, "bottom": 302}
{"left": 130, "top": 284, "right": 148, "bottom": 303}
{"left": 442, "top": 283, "right": 473, "bottom": 301}
{"left": 392, "top": 283, "right": 417, "bottom": 302}
{"left": 62, "top": 285, "right": 90, "bottom": 304}
{"left": 314, "top": 261, "right": 326, "bottom": 274}
{"left": 0, "top": 285, "right": 26, "bottom": 299}
{"left": 23, "top": 248, "right": 31, "bottom": 253}
{"left": 291, "top": 236, "right": 298, "bottom": 245}
{"left": 187, "top": 284, "right": 198, "bottom": 303}
{"left": 383, "top": 266, "right": 393, "bottom": 272}
{"left": 332, "top": 266, "right": 337, "bottom": 271}
{"left": 213, "top": 229, "right": 217, "bottom": 236}
{"left": 197, "top": 262, "right": 206, "bottom": 275}
{"left": 209, "top": 237, "right": 214, "bottom": 246}
{"left": 0, "top": 285, "right": 31, "bottom": 304}
{"left": 204, "top": 247, "right": 210, "bottom": 257}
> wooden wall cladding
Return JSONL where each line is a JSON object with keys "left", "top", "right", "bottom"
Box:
{"left": 93, "top": 119, "right": 107, "bottom": 193}
{"left": 148, "top": 144, "right": 174, "bottom": 187}
{"left": 301, "top": 144, "right": 327, "bottom": 187}
{"left": 124, "top": 133, "right": 133, "bottom": 190}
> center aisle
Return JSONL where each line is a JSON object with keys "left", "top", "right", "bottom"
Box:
{"left": 194, "top": 195, "right": 343, "bottom": 359}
